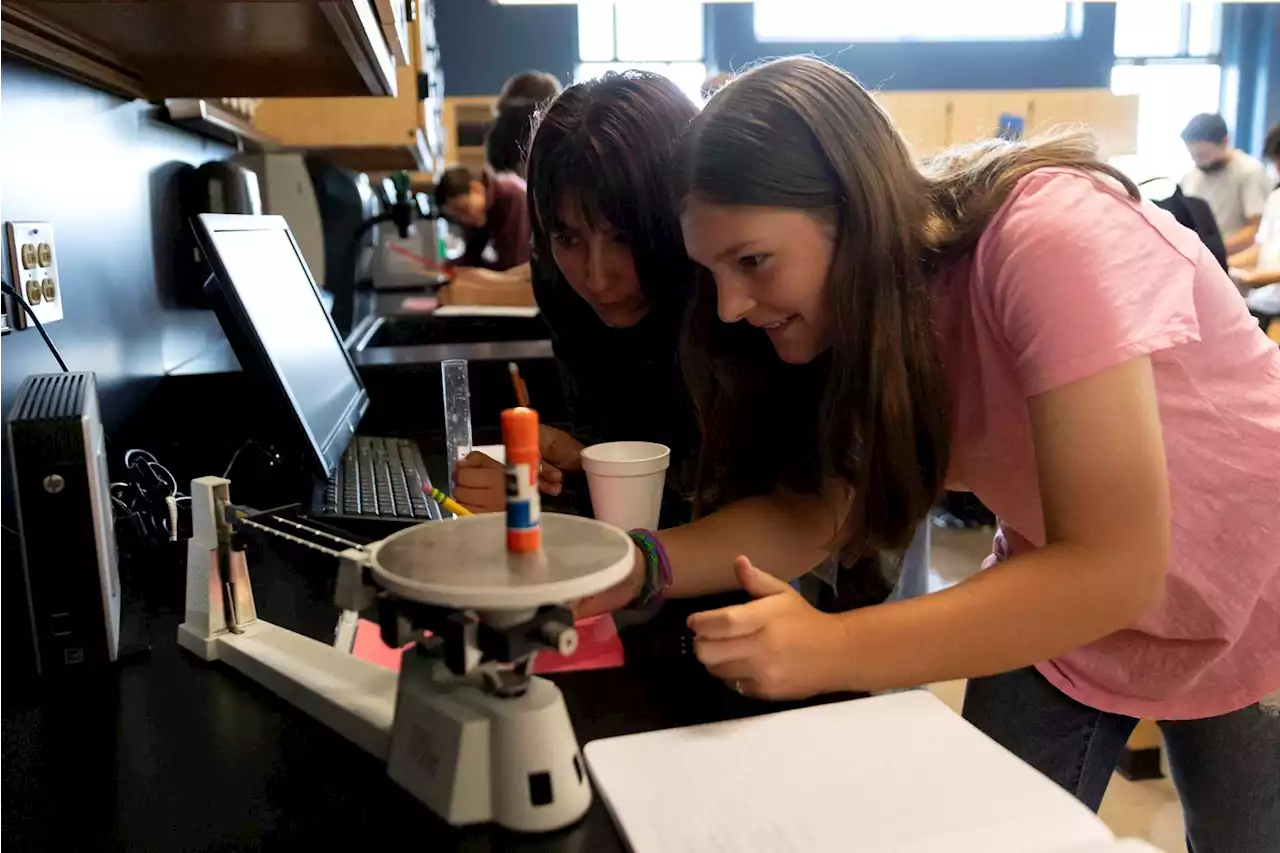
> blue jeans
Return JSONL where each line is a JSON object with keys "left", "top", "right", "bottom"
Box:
{"left": 963, "top": 666, "right": 1280, "bottom": 853}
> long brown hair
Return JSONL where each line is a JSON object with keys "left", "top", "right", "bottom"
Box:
{"left": 678, "top": 56, "right": 1138, "bottom": 556}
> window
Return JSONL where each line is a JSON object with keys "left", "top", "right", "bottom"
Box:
{"left": 753, "top": 1, "right": 1075, "bottom": 42}
{"left": 576, "top": 2, "right": 705, "bottom": 105}
{"left": 1110, "top": 3, "right": 1223, "bottom": 184}
{"left": 1109, "top": 63, "right": 1223, "bottom": 183}
{"left": 1113, "top": 1, "right": 1221, "bottom": 59}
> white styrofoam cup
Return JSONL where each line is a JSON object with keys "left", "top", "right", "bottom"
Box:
{"left": 580, "top": 441, "right": 671, "bottom": 531}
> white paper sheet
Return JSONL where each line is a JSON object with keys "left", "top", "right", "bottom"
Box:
{"left": 585, "top": 691, "right": 1116, "bottom": 853}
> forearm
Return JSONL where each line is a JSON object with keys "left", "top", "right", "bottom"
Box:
{"left": 658, "top": 492, "right": 838, "bottom": 598}
{"left": 1228, "top": 243, "right": 1260, "bottom": 269}
{"left": 832, "top": 542, "right": 1165, "bottom": 692}
{"left": 1224, "top": 222, "right": 1260, "bottom": 256}
{"left": 1242, "top": 268, "right": 1280, "bottom": 288}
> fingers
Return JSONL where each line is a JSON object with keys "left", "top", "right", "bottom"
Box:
{"left": 457, "top": 451, "right": 503, "bottom": 471}
{"left": 538, "top": 463, "right": 564, "bottom": 496}
{"left": 539, "top": 425, "right": 585, "bottom": 473}
{"left": 687, "top": 599, "right": 768, "bottom": 640}
{"left": 734, "top": 555, "right": 792, "bottom": 598}
{"left": 453, "top": 452, "right": 505, "bottom": 514}
{"left": 692, "top": 634, "right": 757, "bottom": 668}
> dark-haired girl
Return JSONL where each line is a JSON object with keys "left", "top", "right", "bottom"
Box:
{"left": 603, "top": 56, "right": 1276, "bottom": 848}
{"left": 453, "top": 71, "right": 930, "bottom": 611}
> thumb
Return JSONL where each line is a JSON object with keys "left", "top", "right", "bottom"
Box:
{"left": 735, "top": 555, "right": 790, "bottom": 599}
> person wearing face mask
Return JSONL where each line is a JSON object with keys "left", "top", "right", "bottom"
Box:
{"left": 452, "top": 71, "right": 932, "bottom": 614}
{"left": 1179, "top": 112, "right": 1272, "bottom": 256}
{"left": 579, "top": 58, "right": 1278, "bottom": 849}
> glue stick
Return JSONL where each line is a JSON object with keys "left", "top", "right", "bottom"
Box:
{"left": 502, "top": 406, "right": 541, "bottom": 553}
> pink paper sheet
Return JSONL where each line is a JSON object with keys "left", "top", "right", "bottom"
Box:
{"left": 352, "top": 614, "right": 625, "bottom": 674}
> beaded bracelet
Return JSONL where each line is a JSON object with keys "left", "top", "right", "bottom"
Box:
{"left": 627, "top": 529, "right": 672, "bottom": 610}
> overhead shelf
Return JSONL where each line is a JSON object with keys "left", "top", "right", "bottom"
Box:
{"left": 0, "top": 0, "right": 398, "bottom": 100}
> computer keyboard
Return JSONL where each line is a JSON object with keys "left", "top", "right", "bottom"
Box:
{"left": 321, "top": 436, "right": 436, "bottom": 520}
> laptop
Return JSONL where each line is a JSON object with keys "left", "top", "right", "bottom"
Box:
{"left": 191, "top": 213, "right": 441, "bottom": 529}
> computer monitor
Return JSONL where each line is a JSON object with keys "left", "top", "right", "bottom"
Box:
{"left": 192, "top": 213, "right": 367, "bottom": 479}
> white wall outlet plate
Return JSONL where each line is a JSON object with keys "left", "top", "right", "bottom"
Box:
{"left": 5, "top": 220, "right": 64, "bottom": 329}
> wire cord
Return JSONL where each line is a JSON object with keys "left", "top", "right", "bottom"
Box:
{"left": 1, "top": 279, "right": 69, "bottom": 372}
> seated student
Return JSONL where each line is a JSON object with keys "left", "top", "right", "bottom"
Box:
{"left": 1180, "top": 112, "right": 1272, "bottom": 255}
{"left": 602, "top": 57, "right": 1275, "bottom": 850}
{"left": 486, "top": 70, "right": 563, "bottom": 178}
{"left": 1228, "top": 123, "right": 1280, "bottom": 333}
{"left": 452, "top": 71, "right": 930, "bottom": 610}
{"left": 433, "top": 166, "right": 529, "bottom": 271}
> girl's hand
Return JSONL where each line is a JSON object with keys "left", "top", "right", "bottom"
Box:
{"left": 688, "top": 556, "right": 850, "bottom": 700}
{"left": 539, "top": 425, "right": 584, "bottom": 481}
{"left": 452, "top": 452, "right": 507, "bottom": 514}
{"left": 452, "top": 430, "right": 579, "bottom": 513}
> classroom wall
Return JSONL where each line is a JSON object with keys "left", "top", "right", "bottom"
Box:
{"left": 705, "top": 3, "right": 1117, "bottom": 90}
{"left": 0, "top": 58, "right": 232, "bottom": 518}
{"left": 435, "top": 0, "right": 578, "bottom": 96}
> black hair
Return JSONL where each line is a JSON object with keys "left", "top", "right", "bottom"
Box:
{"left": 1181, "top": 113, "right": 1229, "bottom": 145}
{"left": 497, "top": 71, "right": 562, "bottom": 111}
{"left": 485, "top": 98, "right": 539, "bottom": 176}
{"left": 433, "top": 166, "right": 476, "bottom": 210}
{"left": 525, "top": 71, "right": 698, "bottom": 321}
{"left": 1264, "top": 123, "right": 1280, "bottom": 163}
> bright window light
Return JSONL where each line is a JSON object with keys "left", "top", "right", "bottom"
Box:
{"left": 575, "top": 61, "right": 706, "bottom": 107}
{"left": 1108, "top": 63, "right": 1222, "bottom": 184}
{"left": 754, "top": 0, "right": 1072, "bottom": 42}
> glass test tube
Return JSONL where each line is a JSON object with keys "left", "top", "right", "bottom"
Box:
{"left": 441, "top": 359, "right": 473, "bottom": 489}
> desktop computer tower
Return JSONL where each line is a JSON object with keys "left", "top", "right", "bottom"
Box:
{"left": 6, "top": 371, "right": 120, "bottom": 673}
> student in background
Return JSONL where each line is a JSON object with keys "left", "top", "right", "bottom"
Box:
{"left": 1228, "top": 123, "right": 1280, "bottom": 334}
{"left": 1180, "top": 112, "right": 1272, "bottom": 255}
{"left": 452, "top": 71, "right": 930, "bottom": 610}
{"left": 583, "top": 57, "right": 1277, "bottom": 849}
{"left": 433, "top": 165, "right": 529, "bottom": 271}
{"left": 496, "top": 70, "right": 561, "bottom": 109}
{"left": 486, "top": 70, "right": 563, "bottom": 177}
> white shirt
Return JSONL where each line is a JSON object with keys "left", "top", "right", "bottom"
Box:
{"left": 1246, "top": 189, "right": 1280, "bottom": 315}
{"left": 1181, "top": 149, "right": 1272, "bottom": 236}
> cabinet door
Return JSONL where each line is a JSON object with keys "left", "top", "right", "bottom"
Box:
{"left": 874, "top": 92, "right": 950, "bottom": 157}
{"left": 946, "top": 91, "right": 1035, "bottom": 146}
{"left": 1028, "top": 90, "right": 1140, "bottom": 157}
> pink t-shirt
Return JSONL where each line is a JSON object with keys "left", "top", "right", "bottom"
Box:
{"left": 941, "top": 168, "right": 1280, "bottom": 720}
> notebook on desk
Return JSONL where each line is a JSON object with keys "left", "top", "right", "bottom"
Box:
{"left": 585, "top": 691, "right": 1152, "bottom": 853}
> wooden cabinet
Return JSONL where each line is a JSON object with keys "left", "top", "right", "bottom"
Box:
{"left": 0, "top": 0, "right": 397, "bottom": 100}
{"left": 251, "top": 0, "right": 444, "bottom": 174}
{"left": 874, "top": 89, "right": 1139, "bottom": 158}
{"left": 434, "top": 88, "right": 1138, "bottom": 170}
{"left": 442, "top": 96, "right": 499, "bottom": 172}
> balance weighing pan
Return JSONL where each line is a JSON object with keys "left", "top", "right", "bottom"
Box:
{"left": 365, "top": 513, "right": 634, "bottom": 613}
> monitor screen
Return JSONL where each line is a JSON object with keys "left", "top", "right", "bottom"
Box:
{"left": 197, "top": 216, "right": 365, "bottom": 476}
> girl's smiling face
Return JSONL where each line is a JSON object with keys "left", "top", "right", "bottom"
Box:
{"left": 681, "top": 197, "right": 835, "bottom": 364}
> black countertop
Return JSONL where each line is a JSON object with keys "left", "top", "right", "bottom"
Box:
{"left": 4, "top": 539, "right": 856, "bottom": 852}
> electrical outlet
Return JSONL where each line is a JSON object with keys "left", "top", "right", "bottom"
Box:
{"left": 5, "top": 221, "right": 64, "bottom": 329}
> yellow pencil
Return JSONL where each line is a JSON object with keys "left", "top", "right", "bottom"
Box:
{"left": 426, "top": 486, "right": 473, "bottom": 517}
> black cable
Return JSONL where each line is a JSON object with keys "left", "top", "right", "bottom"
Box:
{"left": 2, "top": 279, "right": 69, "bottom": 372}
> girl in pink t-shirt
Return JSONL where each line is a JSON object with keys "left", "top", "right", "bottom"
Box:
{"left": 643, "top": 57, "right": 1278, "bottom": 849}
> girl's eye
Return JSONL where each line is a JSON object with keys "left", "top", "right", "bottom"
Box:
{"left": 738, "top": 254, "right": 769, "bottom": 271}
{"left": 553, "top": 233, "right": 580, "bottom": 248}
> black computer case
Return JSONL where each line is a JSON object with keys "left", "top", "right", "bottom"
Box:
{"left": 7, "top": 371, "right": 120, "bottom": 673}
